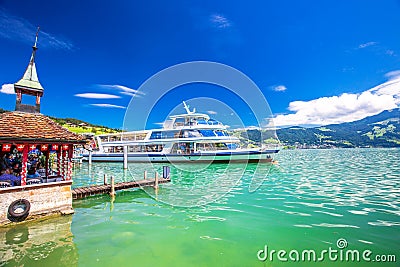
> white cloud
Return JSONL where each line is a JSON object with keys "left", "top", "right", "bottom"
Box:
{"left": 90, "top": 104, "right": 126, "bottom": 109}
{"left": 98, "top": 84, "right": 145, "bottom": 97}
{"left": 385, "top": 70, "right": 400, "bottom": 79}
{"left": 0, "top": 9, "right": 74, "bottom": 50}
{"left": 75, "top": 93, "right": 121, "bottom": 99}
{"left": 272, "top": 85, "right": 287, "bottom": 92}
{"left": 368, "top": 73, "right": 400, "bottom": 105}
{"left": 358, "top": 41, "right": 377, "bottom": 49}
{"left": 0, "top": 83, "right": 15, "bottom": 94}
{"left": 120, "top": 91, "right": 136, "bottom": 97}
{"left": 386, "top": 50, "right": 395, "bottom": 56}
{"left": 210, "top": 14, "right": 232, "bottom": 29}
{"left": 207, "top": 110, "right": 217, "bottom": 115}
{"left": 273, "top": 71, "right": 400, "bottom": 127}
{"left": 39, "top": 30, "right": 74, "bottom": 50}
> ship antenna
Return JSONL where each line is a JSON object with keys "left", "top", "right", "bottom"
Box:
{"left": 183, "top": 101, "right": 195, "bottom": 114}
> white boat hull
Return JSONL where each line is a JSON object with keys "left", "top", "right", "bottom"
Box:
{"left": 82, "top": 150, "right": 278, "bottom": 164}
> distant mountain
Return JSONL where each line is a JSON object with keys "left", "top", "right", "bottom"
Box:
{"left": 234, "top": 109, "right": 400, "bottom": 148}
{"left": 276, "top": 108, "right": 400, "bottom": 148}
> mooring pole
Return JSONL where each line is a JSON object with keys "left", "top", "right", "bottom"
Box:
{"left": 154, "top": 172, "right": 159, "bottom": 189}
{"left": 123, "top": 146, "right": 128, "bottom": 169}
{"left": 88, "top": 149, "right": 92, "bottom": 165}
{"left": 103, "top": 174, "right": 107, "bottom": 185}
{"left": 110, "top": 176, "right": 115, "bottom": 197}
{"left": 144, "top": 170, "right": 147, "bottom": 180}
{"left": 163, "top": 166, "right": 170, "bottom": 179}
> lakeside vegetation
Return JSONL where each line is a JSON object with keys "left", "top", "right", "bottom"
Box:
{"left": 48, "top": 117, "right": 121, "bottom": 135}
{"left": 0, "top": 108, "right": 120, "bottom": 135}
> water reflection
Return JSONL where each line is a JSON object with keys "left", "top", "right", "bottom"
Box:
{"left": 0, "top": 215, "right": 78, "bottom": 267}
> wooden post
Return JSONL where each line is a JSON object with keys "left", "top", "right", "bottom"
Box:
{"left": 123, "top": 145, "right": 128, "bottom": 169}
{"left": 45, "top": 149, "right": 50, "bottom": 179}
{"left": 103, "top": 174, "right": 107, "bottom": 185}
{"left": 20, "top": 145, "right": 28, "bottom": 186}
{"left": 62, "top": 148, "right": 67, "bottom": 180}
{"left": 144, "top": 170, "right": 147, "bottom": 180}
{"left": 60, "top": 148, "right": 64, "bottom": 179}
{"left": 66, "top": 145, "right": 73, "bottom": 180}
{"left": 56, "top": 148, "right": 61, "bottom": 176}
{"left": 88, "top": 149, "right": 92, "bottom": 165}
{"left": 154, "top": 172, "right": 159, "bottom": 189}
{"left": 110, "top": 176, "right": 115, "bottom": 197}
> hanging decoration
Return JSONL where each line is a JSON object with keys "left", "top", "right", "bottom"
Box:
{"left": 1, "top": 144, "right": 11, "bottom": 152}
{"left": 16, "top": 144, "right": 25, "bottom": 151}
{"left": 29, "top": 144, "right": 37, "bottom": 151}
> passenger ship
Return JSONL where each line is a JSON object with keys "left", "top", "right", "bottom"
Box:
{"left": 82, "top": 102, "right": 280, "bottom": 163}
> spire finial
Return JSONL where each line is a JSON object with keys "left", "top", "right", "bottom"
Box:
{"left": 33, "top": 26, "right": 40, "bottom": 49}
{"left": 14, "top": 25, "right": 44, "bottom": 113}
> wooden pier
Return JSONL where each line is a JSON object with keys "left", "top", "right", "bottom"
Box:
{"left": 72, "top": 175, "right": 170, "bottom": 199}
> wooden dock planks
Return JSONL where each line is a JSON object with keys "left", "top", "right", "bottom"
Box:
{"left": 72, "top": 178, "right": 170, "bottom": 199}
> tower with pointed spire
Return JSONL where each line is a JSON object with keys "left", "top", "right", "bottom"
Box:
{"left": 14, "top": 27, "right": 44, "bottom": 113}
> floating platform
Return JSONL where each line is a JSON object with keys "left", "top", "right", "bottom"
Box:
{"left": 72, "top": 178, "right": 170, "bottom": 199}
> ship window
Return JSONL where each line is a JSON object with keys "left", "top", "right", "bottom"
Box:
{"left": 174, "top": 118, "right": 185, "bottom": 127}
{"left": 162, "top": 131, "right": 180, "bottom": 139}
{"left": 150, "top": 131, "right": 162, "bottom": 139}
{"left": 197, "top": 119, "right": 207, "bottom": 125}
{"left": 226, "top": 143, "right": 238, "bottom": 149}
{"left": 144, "top": 145, "right": 164, "bottom": 152}
{"left": 109, "top": 135, "right": 121, "bottom": 142}
{"left": 196, "top": 143, "right": 216, "bottom": 151}
{"left": 99, "top": 136, "right": 109, "bottom": 142}
{"left": 208, "top": 119, "right": 220, "bottom": 125}
{"left": 214, "top": 130, "right": 227, "bottom": 136}
{"left": 137, "top": 133, "right": 147, "bottom": 140}
{"left": 215, "top": 143, "right": 228, "bottom": 150}
{"left": 199, "top": 130, "right": 216, "bottom": 137}
{"left": 123, "top": 133, "right": 144, "bottom": 141}
{"left": 182, "top": 130, "right": 201, "bottom": 138}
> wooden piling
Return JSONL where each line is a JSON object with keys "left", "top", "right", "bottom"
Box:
{"left": 110, "top": 176, "right": 115, "bottom": 197}
{"left": 103, "top": 174, "right": 107, "bottom": 185}
{"left": 154, "top": 172, "right": 159, "bottom": 189}
{"left": 144, "top": 170, "right": 147, "bottom": 180}
{"left": 123, "top": 146, "right": 128, "bottom": 169}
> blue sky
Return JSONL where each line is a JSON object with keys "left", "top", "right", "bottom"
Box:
{"left": 0, "top": 0, "right": 399, "bottom": 129}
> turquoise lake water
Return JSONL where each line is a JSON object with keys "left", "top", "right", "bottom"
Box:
{"left": 0, "top": 148, "right": 399, "bottom": 266}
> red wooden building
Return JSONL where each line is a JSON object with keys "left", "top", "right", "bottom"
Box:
{"left": 0, "top": 28, "right": 85, "bottom": 186}
{"left": 0, "top": 29, "right": 86, "bottom": 224}
{"left": 0, "top": 112, "right": 85, "bottom": 185}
